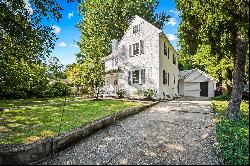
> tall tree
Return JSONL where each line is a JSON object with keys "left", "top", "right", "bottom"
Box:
{"left": 176, "top": 0, "right": 249, "bottom": 120}
{"left": 78, "top": 0, "right": 170, "bottom": 98}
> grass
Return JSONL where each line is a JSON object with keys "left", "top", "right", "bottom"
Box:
{"left": 0, "top": 96, "right": 78, "bottom": 108}
{"left": 0, "top": 99, "right": 144, "bottom": 144}
{"left": 212, "top": 99, "right": 249, "bottom": 165}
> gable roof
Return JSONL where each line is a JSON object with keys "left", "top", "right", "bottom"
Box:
{"left": 179, "top": 68, "right": 218, "bottom": 82}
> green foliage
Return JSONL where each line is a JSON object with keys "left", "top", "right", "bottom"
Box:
{"left": 143, "top": 88, "right": 156, "bottom": 100}
{"left": 0, "top": 0, "right": 65, "bottom": 99}
{"left": 117, "top": 89, "right": 126, "bottom": 98}
{"left": 211, "top": 95, "right": 231, "bottom": 101}
{"left": 47, "top": 56, "right": 65, "bottom": 80}
{"left": 45, "top": 80, "right": 71, "bottom": 98}
{"left": 0, "top": 60, "right": 49, "bottom": 99}
{"left": 213, "top": 100, "right": 249, "bottom": 165}
{"left": 0, "top": 99, "right": 144, "bottom": 144}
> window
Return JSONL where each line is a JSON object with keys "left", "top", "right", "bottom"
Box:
{"left": 174, "top": 76, "right": 175, "bottom": 84}
{"left": 128, "top": 70, "right": 145, "bottom": 85}
{"left": 168, "top": 47, "right": 170, "bottom": 59}
{"left": 132, "top": 70, "right": 140, "bottom": 84}
{"left": 140, "top": 40, "right": 144, "bottom": 54}
{"left": 133, "top": 25, "right": 139, "bottom": 34}
{"left": 133, "top": 43, "right": 139, "bottom": 55}
{"left": 164, "top": 42, "right": 167, "bottom": 56}
{"left": 173, "top": 54, "right": 176, "bottom": 64}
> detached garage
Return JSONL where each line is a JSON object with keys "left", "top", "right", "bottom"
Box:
{"left": 178, "top": 69, "right": 217, "bottom": 97}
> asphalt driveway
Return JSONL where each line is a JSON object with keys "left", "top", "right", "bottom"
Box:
{"left": 42, "top": 97, "right": 222, "bottom": 165}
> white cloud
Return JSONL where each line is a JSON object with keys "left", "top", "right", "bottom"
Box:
{"left": 166, "top": 18, "right": 177, "bottom": 26}
{"left": 169, "top": 9, "right": 180, "bottom": 15}
{"left": 70, "top": 44, "right": 79, "bottom": 48}
{"left": 24, "top": 0, "right": 33, "bottom": 15}
{"left": 51, "top": 25, "right": 61, "bottom": 34}
{"left": 166, "top": 34, "right": 177, "bottom": 41}
{"left": 68, "top": 12, "right": 74, "bottom": 20}
{"left": 57, "top": 42, "right": 67, "bottom": 47}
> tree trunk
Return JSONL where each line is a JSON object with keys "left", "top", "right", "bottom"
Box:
{"left": 226, "top": 33, "right": 247, "bottom": 120}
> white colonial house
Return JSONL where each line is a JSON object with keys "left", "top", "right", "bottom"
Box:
{"left": 102, "top": 15, "right": 179, "bottom": 99}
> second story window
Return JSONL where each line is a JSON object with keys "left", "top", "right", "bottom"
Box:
{"left": 173, "top": 54, "right": 176, "bottom": 64}
{"left": 133, "top": 43, "right": 139, "bottom": 55}
{"left": 168, "top": 47, "right": 170, "bottom": 59}
{"left": 164, "top": 42, "right": 167, "bottom": 56}
{"left": 133, "top": 25, "right": 139, "bottom": 34}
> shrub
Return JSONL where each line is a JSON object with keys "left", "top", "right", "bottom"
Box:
{"left": 45, "top": 80, "right": 70, "bottom": 97}
{"left": 143, "top": 88, "right": 156, "bottom": 100}
{"left": 211, "top": 95, "right": 230, "bottom": 101}
{"left": 117, "top": 89, "right": 126, "bottom": 98}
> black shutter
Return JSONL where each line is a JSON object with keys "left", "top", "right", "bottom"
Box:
{"left": 129, "top": 45, "right": 132, "bottom": 57}
{"left": 168, "top": 73, "right": 170, "bottom": 86}
{"left": 168, "top": 47, "right": 169, "bottom": 59}
{"left": 141, "top": 69, "right": 145, "bottom": 84}
{"left": 163, "top": 70, "right": 166, "bottom": 85}
{"left": 140, "top": 40, "right": 144, "bottom": 54}
{"left": 128, "top": 71, "right": 131, "bottom": 85}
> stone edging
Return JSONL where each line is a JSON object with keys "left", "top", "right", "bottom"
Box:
{"left": 0, "top": 101, "right": 159, "bottom": 165}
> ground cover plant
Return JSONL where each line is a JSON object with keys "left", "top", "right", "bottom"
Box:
{"left": 212, "top": 98, "right": 249, "bottom": 165}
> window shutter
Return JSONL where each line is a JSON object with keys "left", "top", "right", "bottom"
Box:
{"left": 140, "top": 40, "right": 144, "bottom": 54}
{"left": 128, "top": 71, "right": 131, "bottom": 85}
{"left": 163, "top": 70, "right": 166, "bottom": 85}
{"left": 168, "top": 73, "right": 170, "bottom": 86}
{"left": 168, "top": 47, "right": 169, "bottom": 59}
{"left": 129, "top": 45, "right": 132, "bottom": 57}
{"left": 140, "top": 69, "right": 145, "bottom": 84}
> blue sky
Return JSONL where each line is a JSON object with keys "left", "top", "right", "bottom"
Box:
{"left": 47, "top": 0, "right": 180, "bottom": 65}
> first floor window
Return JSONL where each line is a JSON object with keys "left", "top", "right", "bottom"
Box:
{"left": 132, "top": 70, "right": 140, "bottom": 84}
{"left": 128, "top": 69, "right": 145, "bottom": 85}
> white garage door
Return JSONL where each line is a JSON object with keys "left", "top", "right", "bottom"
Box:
{"left": 184, "top": 82, "right": 200, "bottom": 97}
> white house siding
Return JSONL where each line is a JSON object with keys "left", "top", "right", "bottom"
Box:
{"left": 208, "top": 81, "right": 215, "bottom": 97}
{"left": 116, "top": 16, "right": 161, "bottom": 98}
{"left": 159, "top": 34, "right": 179, "bottom": 98}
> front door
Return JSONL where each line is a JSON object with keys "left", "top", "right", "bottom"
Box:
{"left": 200, "top": 82, "right": 208, "bottom": 97}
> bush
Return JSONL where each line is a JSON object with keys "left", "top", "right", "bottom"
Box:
{"left": 211, "top": 95, "right": 230, "bottom": 101}
{"left": 143, "top": 88, "right": 156, "bottom": 100}
{"left": 117, "top": 89, "right": 126, "bottom": 98}
{"left": 45, "top": 80, "right": 70, "bottom": 97}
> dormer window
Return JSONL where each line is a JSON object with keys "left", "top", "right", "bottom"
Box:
{"left": 133, "top": 25, "right": 139, "bottom": 34}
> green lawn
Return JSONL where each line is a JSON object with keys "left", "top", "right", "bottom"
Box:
{"left": 212, "top": 99, "right": 249, "bottom": 165}
{"left": 0, "top": 99, "right": 144, "bottom": 144}
{"left": 0, "top": 96, "right": 79, "bottom": 108}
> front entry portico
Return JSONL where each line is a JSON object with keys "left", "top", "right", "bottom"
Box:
{"left": 104, "top": 72, "right": 118, "bottom": 95}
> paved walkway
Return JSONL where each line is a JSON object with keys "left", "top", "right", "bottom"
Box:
{"left": 42, "top": 97, "right": 222, "bottom": 165}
